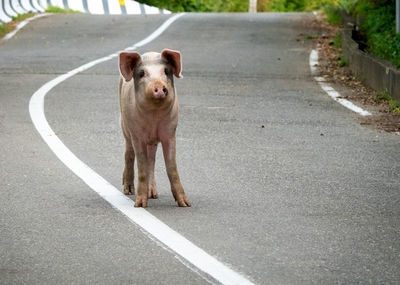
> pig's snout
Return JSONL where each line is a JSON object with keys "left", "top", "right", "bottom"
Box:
{"left": 154, "top": 86, "right": 168, "bottom": 98}
{"left": 148, "top": 81, "right": 168, "bottom": 100}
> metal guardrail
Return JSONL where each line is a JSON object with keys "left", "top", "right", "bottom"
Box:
{"left": 1, "top": 0, "right": 170, "bottom": 23}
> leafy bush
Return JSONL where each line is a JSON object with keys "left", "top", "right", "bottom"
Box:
{"left": 270, "top": 0, "right": 306, "bottom": 11}
{"left": 257, "top": 0, "right": 336, "bottom": 11}
{"left": 323, "top": 0, "right": 400, "bottom": 68}
{"left": 361, "top": 3, "right": 400, "bottom": 67}
{"left": 324, "top": 5, "right": 342, "bottom": 25}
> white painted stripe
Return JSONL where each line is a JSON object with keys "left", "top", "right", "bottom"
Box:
{"left": 124, "top": 0, "right": 140, "bottom": 14}
{"left": 67, "top": 0, "right": 85, "bottom": 13}
{"left": 143, "top": 3, "right": 159, "bottom": 14}
{"left": 309, "top": 49, "right": 371, "bottom": 116}
{"left": 31, "top": 0, "right": 44, "bottom": 11}
{"left": 309, "top": 49, "right": 318, "bottom": 75}
{"left": 20, "top": 0, "right": 35, "bottom": 11}
{"left": 87, "top": 0, "right": 104, "bottom": 14}
{"left": 29, "top": 13, "right": 254, "bottom": 285}
{"left": 107, "top": 0, "right": 121, "bottom": 15}
{"left": 0, "top": 11, "right": 12, "bottom": 23}
{"left": 4, "top": 0, "right": 18, "bottom": 16}
{"left": 11, "top": 0, "right": 27, "bottom": 14}
{"left": 2, "top": 13, "right": 49, "bottom": 41}
{"left": 49, "top": 0, "right": 65, "bottom": 9}
{"left": 38, "top": 0, "right": 48, "bottom": 10}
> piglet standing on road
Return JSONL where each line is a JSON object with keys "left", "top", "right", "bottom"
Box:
{"left": 118, "top": 49, "right": 191, "bottom": 208}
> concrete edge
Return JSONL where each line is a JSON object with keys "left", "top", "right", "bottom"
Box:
{"left": 340, "top": 17, "right": 400, "bottom": 101}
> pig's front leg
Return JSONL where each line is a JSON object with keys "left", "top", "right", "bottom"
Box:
{"left": 123, "top": 140, "right": 135, "bottom": 195}
{"left": 162, "top": 137, "right": 191, "bottom": 207}
{"left": 134, "top": 142, "right": 150, "bottom": 208}
{"left": 147, "top": 144, "right": 158, "bottom": 199}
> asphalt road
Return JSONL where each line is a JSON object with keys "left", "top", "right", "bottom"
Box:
{"left": 1, "top": 13, "right": 399, "bottom": 284}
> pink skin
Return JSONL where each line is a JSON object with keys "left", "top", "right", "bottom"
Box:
{"left": 119, "top": 49, "right": 190, "bottom": 208}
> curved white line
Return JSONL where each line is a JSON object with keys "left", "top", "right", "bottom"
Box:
{"left": 2, "top": 13, "right": 49, "bottom": 41}
{"left": 309, "top": 49, "right": 371, "bottom": 116}
{"left": 29, "top": 13, "right": 254, "bottom": 285}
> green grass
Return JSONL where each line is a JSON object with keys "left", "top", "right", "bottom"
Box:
{"left": 389, "top": 99, "right": 400, "bottom": 112}
{"left": 0, "top": 23, "right": 10, "bottom": 38}
{"left": 372, "top": 91, "right": 400, "bottom": 112}
{"left": 338, "top": 55, "right": 348, "bottom": 67}
{"left": 361, "top": 4, "right": 400, "bottom": 68}
{"left": 333, "top": 31, "right": 342, "bottom": 49}
{"left": 327, "top": 0, "right": 400, "bottom": 68}
{"left": 12, "top": 12, "right": 35, "bottom": 21}
{"left": 0, "top": 12, "right": 35, "bottom": 38}
{"left": 1, "top": 6, "right": 81, "bottom": 39}
{"left": 138, "top": 0, "right": 338, "bottom": 12}
{"left": 372, "top": 91, "right": 391, "bottom": 103}
{"left": 45, "top": 5, "right": 82, "bottom": 13}
{"left": 324, "top": 6, "right": 342, "bottom": 25}
{"left": 135, "top": 0, "right": 248, "bottom": 12}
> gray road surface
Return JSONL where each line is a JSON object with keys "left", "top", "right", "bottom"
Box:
{"left": 1, "top": 13, "right": 399, "bottom": 284}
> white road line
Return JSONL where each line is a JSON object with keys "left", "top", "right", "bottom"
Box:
{"left": 29, "top": 13, "right": 254, "bottom": 285}
{"left": 2, "top": 13, "right": 49, "bottom": 41}
{"left": 309, "top": 49, "right": 371, "bottom": 116}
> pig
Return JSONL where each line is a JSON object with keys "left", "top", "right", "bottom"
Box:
{"left": 118, "top": 49, "right": 191, "bottom": 208}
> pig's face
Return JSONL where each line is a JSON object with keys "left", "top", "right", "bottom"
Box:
{"left": 119, "top": 49, "right": 182, "bottom": 105}
{"left": 135, "top": 52, "right": 174, "bottom": 102}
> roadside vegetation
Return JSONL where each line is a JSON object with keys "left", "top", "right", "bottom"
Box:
{"left": 45, "top": 6, "right": 82, "bottom": 13}
{"left": 372, "top": 91, "right": 400, "bottom": 113}
{"left": 322, "top": 0, "right": 400, "bottom": 114}
{"left": 3, "top": 0, "right": 398, "bottom": 69}
{"left": 0, "top": 6, "right": 81, "bottom": 39}
{"left": 137, "top": 0, "right": 338, "bottom": 12}
{"left": 0, "top": 12, "right": 35, "bottom": 38}
{"left": 136, "top": 0, "right": 248, "bottom": 12}
{"left": 324, "top": 0, "right": 399, "bottom": 68}
{"left": 139, "top": 0, "right": 398, "bottom": 69}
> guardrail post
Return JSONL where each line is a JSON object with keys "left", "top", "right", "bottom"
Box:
{"left": 249, "top": 0, "right": 257, "bottom": 13}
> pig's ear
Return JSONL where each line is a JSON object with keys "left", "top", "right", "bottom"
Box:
{"left": 119, "top": 52, "right": 142, "bottom": 82}
{"left": 161, "top": 49, "right": 182, "bottom": 78}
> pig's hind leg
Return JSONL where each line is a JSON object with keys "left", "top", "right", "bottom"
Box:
{"left": 162, "top": 137, "right": 191, "bottom": 207}
{"left": 147, "top": 144, "right": 159, "bottom": 199}
{"left": 123, "top": 139, "right": 135, "bottom": 195}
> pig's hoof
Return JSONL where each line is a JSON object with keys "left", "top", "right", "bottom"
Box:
{"left": 176, "top": 195, "right": 191, "bottom": 207}
{"left": 124, "top": 184, "right": 135, "bottom": 195}
{"left": 148, "top": 185, "right": 158, "bottom": 199}
{"left": 134, "top": 196, "right": 148, "bottom": 208}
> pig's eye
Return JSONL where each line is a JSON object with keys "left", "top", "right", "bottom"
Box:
{"left": 164, "top": 68, "right": 169, "bottom": 76}
{"left": 139, "top": 70, "right": 145, "bottom": 78}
